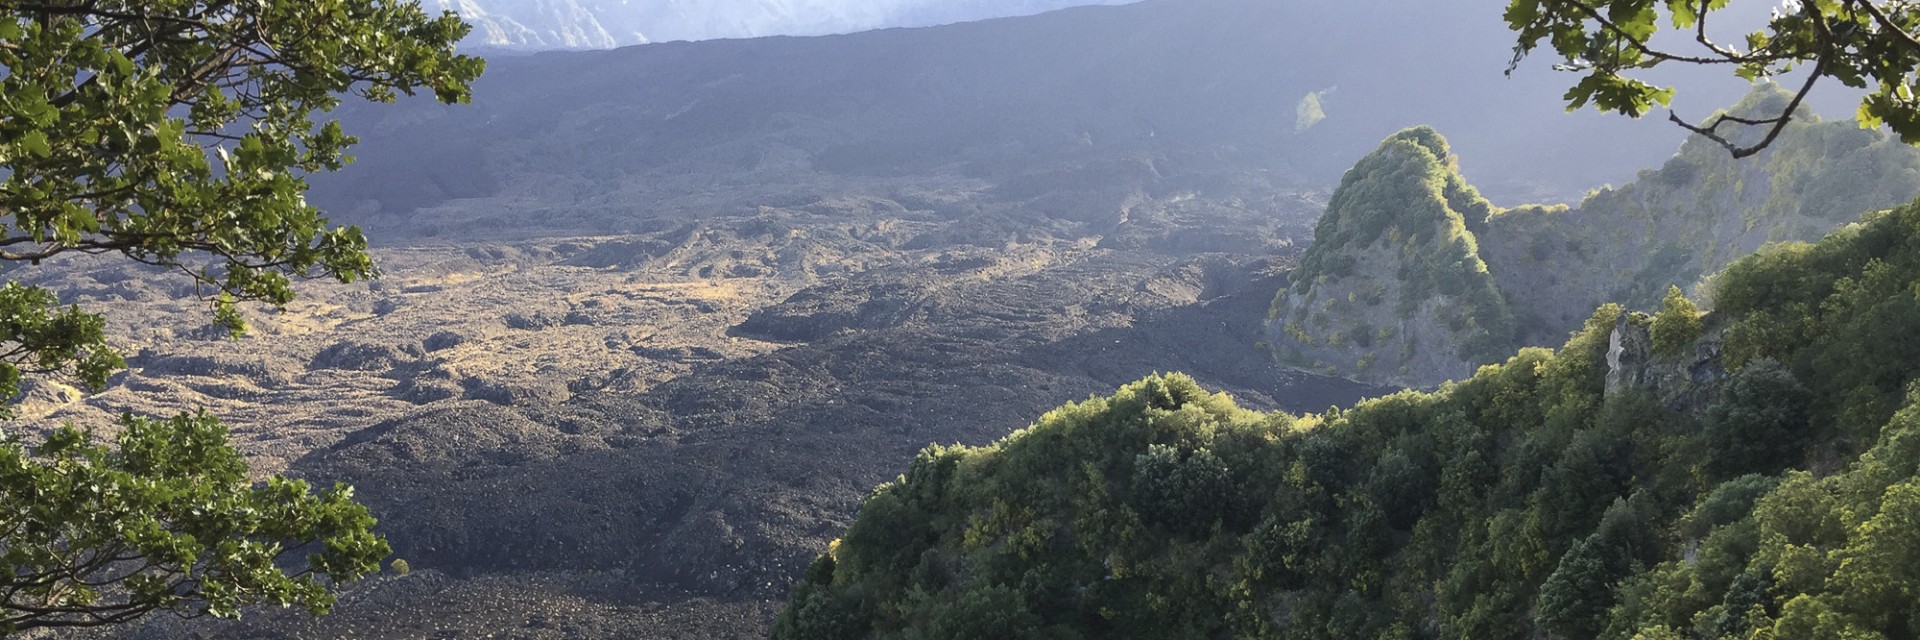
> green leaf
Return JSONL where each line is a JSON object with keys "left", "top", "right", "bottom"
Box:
{"left": 1669, "top": 0, "right": 1699, "bottom": 29}
{"left": 1505, "top": 0, "right": 1543, "bottom": 29}
{"left": 19, "top": 131, "right": 51, "bottom": 158}
{"left": 1609, "top": 2, "right": 1661, "bottom": 42}
{"left": 1859, "top": 98, "right": 1887, "bottom": 130}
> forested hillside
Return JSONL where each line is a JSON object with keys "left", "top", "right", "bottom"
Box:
{"left": 775, "top": 198, "right": 1920, "bottom": 639}
{"left": 1269, "top": 88, "right": 1920, "bottom": 386}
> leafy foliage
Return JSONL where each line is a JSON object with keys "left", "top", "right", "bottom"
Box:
{"left": 1700, "top": 361, "right": 1812, "bottom": 481}
{"left": 783, "top": 199, "right": 1920, "bottom": 639}
{"left": 0, "top": 283, "right": 122, "bottom": 420}
{"left": 0, "top": 0, "right": 482, "bottom": 631}
{"left": 1477, "top": 85, "right": 1920, "bottom": 352}
{"left": 1505, "top": 0, "right": 1920, "bottom": 157}
{"left": 0, "top": 0, "right": 482, "bottom": 341}
{"left": 1715, "top": 202, "right": 1920, "bottom": 437}
{"left": 0, "top": 414, "right": 389, "bottom": 632}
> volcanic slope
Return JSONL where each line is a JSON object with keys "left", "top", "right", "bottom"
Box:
{"left": 310, "top": 0, "right": 1802, "bottom": 236}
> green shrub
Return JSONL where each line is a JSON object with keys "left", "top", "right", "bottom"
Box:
{"left": 1130, "top": 444, "right": 1233, "bottom": 535}
{"left": 1701, "top": 361, "right": 1812, "bottom": 480}
{"left": 1649, "top": 285, "right": 1703, "bottom": 357}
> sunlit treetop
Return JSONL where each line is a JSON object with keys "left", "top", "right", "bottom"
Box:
{"left": 1506, "top": 0, "right": 1920, "bottom": 157}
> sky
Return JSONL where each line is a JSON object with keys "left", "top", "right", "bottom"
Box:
{"left": 429, "top": 0, "right": 1144, "bottom": 49}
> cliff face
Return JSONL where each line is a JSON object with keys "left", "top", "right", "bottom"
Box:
{"left": 1603, "top": 312, "right": 1726, "bottom": 413}
{"left": 1265, "top": 127, "right": 1511, "bottom": 386}
{"left": 1271, "top": 89, "right": 1920, "bottom": 387}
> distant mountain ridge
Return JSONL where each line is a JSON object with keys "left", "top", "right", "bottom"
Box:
{"left": 316, "top": 0, "right": 1793, "bottom": 238}
{"left": 425, "top": 0, "right": 1138, "bottom": 49}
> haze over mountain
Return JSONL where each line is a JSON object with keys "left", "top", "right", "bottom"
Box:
{"left": 425, "top": 0, "right": 1138, "bottom": 49}
{"left": 318, "top": 0, "right": 1842, "bottom": 234}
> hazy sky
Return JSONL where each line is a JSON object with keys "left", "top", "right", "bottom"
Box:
{"left": 432, "top": 0, "right": 1143, "bottom": 48}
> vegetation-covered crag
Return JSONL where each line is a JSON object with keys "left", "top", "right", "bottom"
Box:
{"left": 1265, "top": 127, "right": 1514, "bottom": 385}
{"left": 1269, "top": 89, "right": 1920, "bottom": 386}
{"left": 777, "top": 200, "right": 1920, "bottom": 639}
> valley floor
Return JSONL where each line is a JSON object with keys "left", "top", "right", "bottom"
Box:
{"left": 20, "top": 188, "right": 1383, "bottom": 638}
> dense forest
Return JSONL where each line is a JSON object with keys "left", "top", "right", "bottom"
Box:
{"left": 774, "top": 198, "right": 1920, "bottom": 638}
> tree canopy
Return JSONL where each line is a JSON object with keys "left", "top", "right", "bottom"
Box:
{"left": 0, "top": 0, "right": 482, "bottom": 632}
{"left": 1506, "top": 0, "right": 1920, "bottom": 157}
{"left": 776, "top": 201, "right": 1920, "bottom": 639}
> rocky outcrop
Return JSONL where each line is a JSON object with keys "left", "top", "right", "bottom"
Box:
{"left": 1604, "top": 313, "right": 1726, "bottom": 412}
{"left": 311, "top": 340, "right": 412, "bottom": 372}
{"left": 1265, "top": 127, "right": 1514, "bottom": 386}
{"left": 1603, "top": 315, "right": 1652, "bottom": 396}
{"left": 134, "top": 351, "right": 299, "bottom": 386}
{"left": 731, "top": 279, "right": 931, "bottom": 342}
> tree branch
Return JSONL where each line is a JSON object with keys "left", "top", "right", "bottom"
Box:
{"left": 1667, "top": 7, "right": 1836, "bottom": 158}
{"left": 1848, "top": 0, "right": 1920, "bottom": 55}
{"left": 1692, "top": 0, "right": 1746, "bottom": 61}
{"left": 1553, "top": 0, "right": 1752, "bottom": 66}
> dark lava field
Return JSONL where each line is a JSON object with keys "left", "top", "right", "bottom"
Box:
{"left": 35, "top": 176, "right": 1382, "bottom": 638}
